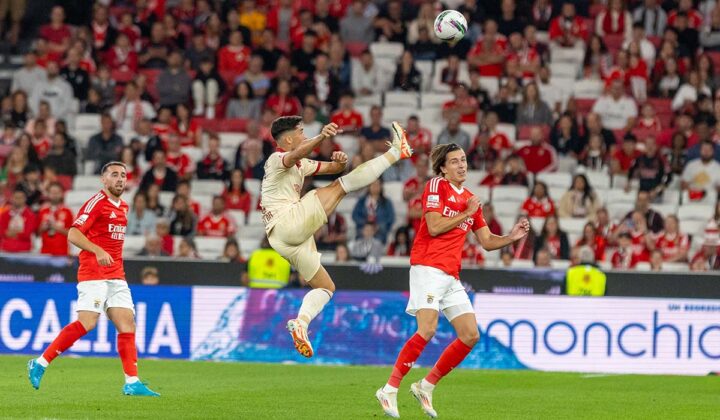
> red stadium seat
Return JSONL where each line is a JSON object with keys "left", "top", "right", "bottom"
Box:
{"left": 219, "top": 70, "right": 238, "bottom": 89}
{"left": 345, "top": 42, "right": 369, "bottom": 57}
{"left": 589, "top": 4, "right": 605, "bottom": 18}
{"left": 604, "top": 35, "right": 625, "bottom": 55}
{"left": 611, "top": 129, "right": 627, "bottom": 145}
{"left": 646, "top": 97, "right": 675, "bottom": 127}
{"left": 631, "top": 127, "right": 660, "bottom": 142}
{"left": 575, "top": 98, "right": 596, "bottom": 117}
{"left": 195, "top": 118, "right": 249, "bottom": 133}
{"left": 705, "top": 52, "right": 720, "bottom": 75}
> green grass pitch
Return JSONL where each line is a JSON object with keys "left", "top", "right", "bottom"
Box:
{"left": 1, "top": 355, "right": 718, "bottom": 419}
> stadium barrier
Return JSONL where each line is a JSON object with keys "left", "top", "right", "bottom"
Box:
{"left": 1, "top": 254, "right": 719, "bottom": 299}
{"left": 1, "top": 282, "right": 718, "bottom": 375}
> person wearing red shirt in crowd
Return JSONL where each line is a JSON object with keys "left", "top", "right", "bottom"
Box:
{"left": 402, "top": 154, "right": 431, "bottom": 203}
{"left": 461, "top": 233, "right": 485, "bottom": 267}
{"left": 595, "top": 0, "right": 632, "bottom": 39}
{"left": 549, "top": 2, "right": 588, "bottom": 47}
{"left": 387, "top": 226, "right": 412, "bottom": 257}
{"left": 534, "top": 215, "right": 570, "bottom": 260}
{"left": 521, "top": 181, "right": 556, "bottom": 218}
{"left": 218, "top": 30, "right": 252, "bottom": 74}
{"left": 648, "top": 215, "right": 689, "bottom": 262}
{"left": 611, "top": 232, "right": 644, "bottom": 269}
{"left": 516, "top": 126, "right": 557, "bottom": 174}
{"left": 667, "top": 0, "right": 703, "bottom": 29}
{"left": 139, "top": 149, "right": 180, "bottom": 192}
{"left": 165, "top": 133, "right": 196, "bottom": 180}
{"left": 501, "top": 155, "right": 530, "bottom": 186}
{"left": 442, "top": 84, "right": 480, "bottom": 124}
{"left": 610, "top": 134, "right": 641, "bottom": 176}
{"left": 482, "top": 203, "right": 503, "bottom": 235}
{"left": 635, "top": 103, "right": 662, "bottom": 132}
{"left": 176, "top": 181, "right": 202, "bottom": 217}
{"left": 30, "top": 119, "right": 52, "bottom": 159}
{"left": 198, "top": 196, "right": 237, "bottom": 238}
{"left": 576, "top": 222, "right": 607, "bottom": 261}
{"left": 265, "top": 79, "right": 302, "bottom": 117}
{"left": 0, "top": 189, "right": 36, "bottom": 252}
{"left": 197, "top": 134, "right": 230, "bottom": 181}
{"left": 40, "top": 6, "right": 73, "bottom": 55}
{"left": 690, "top": 221, "right": 720, "bottom": 270}
{"left": 27, "top": 162, "right": 160, "bottom": 397}
{"left": 483, "top": 111, "right": 513, "bottom": 155}
{"left": 405, "top": 115, "right": 432, "bottom": 162}
{"left": 152, "top": 107, "right": 177, "bottom": 148}
{"left": 104, "top": 34, "right": 138, "bottom": 76}
{"left": 117, "top": 12, "right": 142, "bottom": 51}
{"left": 222, "top": 169, "right": 252, "bottom": 221}
{"left": 611, "top": 210, "right": 651, "bottom": 263}
{"left": 37, "top": 183, "right": 74, "bottom": 256}
{"left": 375, "top": 143, "right": 530, "bottom": 419}
{"left": 330, "top": 92, "right": 364, "bottom": 132}
{"left": 468, "top": 19, "right": 507, "bottom": 77}
{"left": 505, "top": 32, "right": 540, "bottom": 81}
{"left": 480, "top": 160, "right": 505, "bottom": 187}
{"left": 265, "top": 0, "right": 297, "bottom": 43}
{"left": 90, "top": 4, "right": 117, "bottom": 52}
{"left": 173, "top": 104, "right": 201, "bottom": 147}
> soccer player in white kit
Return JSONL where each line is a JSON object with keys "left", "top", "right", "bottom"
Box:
{"left": 261, "top": 116, "right": 412, "bottom": 358}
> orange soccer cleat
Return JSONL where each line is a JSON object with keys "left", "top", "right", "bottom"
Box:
{"left": 286, "top": 319, "right": 314, "bottom": 358}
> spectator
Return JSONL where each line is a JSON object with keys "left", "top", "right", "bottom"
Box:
{"left": 110, "top": 82, "right": 156, "bottom": 133}
{"left": 139, "top": 22, "right": 170, "bottom": 69}
{"left": 185, "top": 32, "right": 215, "bottom": 72}
{"left": 137, "top": 234, "right": 169, "bottom": 257}
{"left": 534, "top": 248, "right": 553, "bottom": 267}
{"left": 349, "top": 222, "right": 385, "bottom": 262}
{"left": 622, "top": 190, "right": 664, "bottom": 233}
{"left": 220, "top": 239, "right": 247, "bottom": 263}
{"left": 29, "top": 119, "right": 51, "bottom": 159}
{"left": 29, "top": 61, "right": 74, "bottom": 120}
{"left": 611, "top": 231, "right": 643, "bottom": 269}
{"left": 673, "top": 11, "right": 700, "bottom": 54}
{"left": 87, "top": 114, "right": 123, "bottom": 174}
{"left": 140, "top": 266, "right": 160, "bottom": 285}
{"left": 192, "top": 58, "right": 224, "bottom": 119}
{"left": 198, "top": 196, "right": 237, "bottom": 238}
{"left": 634, "top": 0, "right": 668, "bottom": 37}
{"left": 105, "top": 33, "right": 138, "bottom": 76}
{"left": 627, "top": 137, "right": 670, "bottom": 197}
{"left": 300, "top": 105, "right": 322, "bottom": 139}
{"left": 10, "top": 50, "right": 47, "bottom": 95}
{"left": 635, "top": 103, "right": 662, "bottom": 132}
{"left": 0, "top": 188, "right": 36, "bottom": 253}
{"left": 566, "top": 246, "right": 607, "bottom": 295}
{"left": 551, "top": 113, "right": 583, "bottom": 156}
{"left": 157, "top": 51, "right": 191, "bottom": 109}
{"left": 340, "top": 0, "right": 375, "bottom": 44}
{"left": 468, "top": 19, "right": 507, "bottom": 78}
{"left": 491, "top": 83, "right": 519, "bottom": 124}
{"left": 437, "top": 113, "right": 471, "bottom": 152}
{"left": 335, "top": 242, "right": 350, "bottom": 262}
{"left": 40, "top": 6, "right": 71, "bottom": 54}
{"left": 331, "top": 92, "right": 364, "bottom": 132}
{"left": 18, "top": 165, "right": 44, "bottom": 209}
{"left": 516, "top": 82, "right": 553, "bottom": 126}
{"left": 536, "top": 66, "right": 563, "bottom": 114}
{"left": 177, "top": 237, "right": 200, "bottom": 259}
{"left": 352, "top": 179, "right": 395, "bottom": 244}
{"left": 26, "top": 100, "right": 56, "bottom": 139}
{"left": 255, "top": 30, "right": 283, "bottom": 72}
{"left": 244, "top": 236, "right": 291, "bottom": 288}
{"left": 576, "top": 222, "right": 607, "bottom": 262}
{"left": 681, "top": 141, "right": 720, "bottom": 200}
{"left": 140, "top": 149, "right": 179, "bottom": 192}
{"left": 145, "top": 184, "right": 165, "bottom": 217}
{"left": 700, "top": 6, "right": 720, "bottom": 51}
{"left": 127, "top": 192, "right": 158, "bottom": 237}
{"left": 665, "top": 132, "right": 689, "bottom": 176}
{"left": 521, "top": 181, "right": 556, "bottom": 218}
{"left": 352, "top": 50, "right": 382, "bottom": 96}
{"left": 625, "top": 23, "right": 657, "bottom": 67}
{"left": 60, "top": 49, "right": 90, "bottom": 102}
{"left": 584, "top": 112, "right": 619, "bottom": 152}
{"left": 374, "top": 0, "right": 406, "bottom": 43}
{"left": 506, "top": 32, "right": 540, "bottom": 81}
{"left": 169, "top": 195, "right": 197, "bottom": 236}
{"left": 36, "top": 182, "right": 73, "bottom": 256}
{"left": 0, "top": 0, "right": 24, "bottom": 47}
{"left": 226, "top": 81, "right": 262, "bottom": 120}
{"left": 672, "top": 70, "right": 712, "bottom": 111}
{"left": 91, "top": 65, "right": 116, "bottom": 109}
{"left": 650, "top": 215, "right": 690, "bottom": 263}
{"left": 222, "top": 169, "right": 252, "bottom": 221}
{"left": 10, "top": 91, "right": 30, "bottom": 129}
{"left": 392, "top": 51, "right": 422, "bottom": 92}
{"left": 501, "top": 155, "right": 530, "bottom": 186}
{"left": 610, "top": 134, "right": 641, "bottom": 176}
{"left": 360, "top": 106, "right": 391, "bottom": 151}
{"left": 290, "top": 30, "right": 319, "bottom": 74}
{"left": 43, "top": 133, "right": 77, "bottom": 177}
{"left": 443, "top": 83, "right": 480, "bottom": 124}
{"left": 237, "top": 55, "right": 270, "bottom": 97}
{"left": 468, "top": 132, "right": 499, "bottom": 171}
{"left": 592, "top": 79, "right": 638, "bottom": 131}
{"left": 548, "top": 2, "right": 588, "bottom": 47}
{"left": 534, "top": 215, "right": 570, "bottom": 260}
{"left": 165, "top": 134, "right": 196, "bottom": 181}
{"left": 516, "top": 126, "right": 557, "bottom": 174}
{"left": 197, "top": 134, "right": 230, "bottom": 181}
{"left": 175, "top": 181, "right": 202, "bottom": 217}
{"left": 265, "top": 79, "right": 302, "bottom": 117}
{"left": 595, "top": 0, "right": 633, "bottom": 39}
{"left": 387, "top": 226, "right": 412, "bottom": 257}
{"left": 315, "top": 212, "right": 348, "bottom": 251}
{"left": 558, "top": 174, "right": 601, "bottom": 221}
{"left": 299, "top": 53, "right": 341, "bottom": 109}
{"left": 649, "top": 249, "right": 664, "bottom": 271}
{"left": 690, "top": 221, "right": 720, "bottom": 270}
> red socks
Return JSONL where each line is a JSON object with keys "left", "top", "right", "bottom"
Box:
{"left": 388, "top": 333, "right": 428, "bottom": 388}
{"left": 42, "top": 321, "right": 87, "bottom": 363}
{"left": 425, "top": 339, "right": 473, "bottom": 385}
{"left": 117, "top": 332, "right": 138, "bottom": 377}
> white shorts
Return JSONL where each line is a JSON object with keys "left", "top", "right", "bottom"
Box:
{"left": 268, "top": 190, "right": 328, "bottom": 280}
{"left": 76, "top": 280, "right": 135, "bottom": 314}
{"left": 406, "top": 265, "right": 473, "bottom": 322}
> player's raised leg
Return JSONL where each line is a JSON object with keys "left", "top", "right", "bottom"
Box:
{"left": 28, "top": 310, "right": 98, "bottom": 390}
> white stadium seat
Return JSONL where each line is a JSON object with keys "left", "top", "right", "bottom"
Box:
{"left": 355, "top": 93, "right": 382, "bottom": 107}
{"left": 245, "top": 179, "right": 261, "bottom": 199}
{"left": 193, "top": 179, "right": 225, "bottom": 196}
{"left": 549, "top": 62, "right": 578, "bottom": 79}
{"left": 650, "top": 203, "right": 678, "bottom": 218}
{"left": 663, "top": 262, "right": 690, "bottom": 272}
{"left": 464, "top": 170, "right": 486, "bottom": 188}
{"left": 492, "top": 185, "right": 529, "bottom": 202}
{"left": 606, "top": 189, "right": 638, "bottom": 204}
{"left": 384, "top": 91, "right": 419, "bottom": 108}
{"left": 74, "top": 113, "right": 101, "bottom": 132}
{"left": 195, "top": 237, "right": 227, "bottom": 260}
{"left": 573, "top": 79, "right": 604, "bottom": 99}
{"left": 559, "top": 217, "right": 587, "bottom": 235}
{"left": 416, "top": 60, "right": 434, "bottom": 92}
{"left": 681, "top": 189, "right": 717, "bottom": 205}
{"left": 607, "top": 202, "right": 634, "bottom": 220}
{"left": 382, "top": 106, "right": 415, "bottom": 125}
{"left": 537, "top": 172, "right": 572, "bottom": 189}
{"left": 496, "top": 123, "right": 516, "bottom": 144}
{"left": 475, "top": 185, "right": 491, "bottom": 203}
{"left": 369, "top": 42, "right": 404, "bottom": 61}
{"left": 680, "top": 219, "right": 707, "bottom": 237}
{"left": 430, "top": 59, "right": 451, "bottom": 92}
{"left": 123, "top": 235, "right": 146, "bottom": 255}
{"left": 218, "top": 132, "right": 247, "bottom": 150}
{"left": 478, "top": 77, "right": 499, "bottom": 98}
{"left": 548, "top": 186, "right": 566, "bottom": 202}
{"left": 493, "top": 201, "right": 520, "bottom": 218}
{"left": 678, "top": 203, "right": 715, "bottom": 221}
{"left": 72, "top": 175, "right": 99, "bottom": 191}
{"left": 421, "top": 92, "right": 453, "bottom": 109}
{"left": 584, "top": 171, "right": 611, "bottom": 189}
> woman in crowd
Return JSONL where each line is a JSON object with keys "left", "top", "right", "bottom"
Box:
{"left": 534, "top": 215, "right": 570, "bottom": 260}
{"left": 521, "top": 181, "right": 556, "bottom": 218}
{"left": 558, "top": 174, "right": 601, "bottom": 221}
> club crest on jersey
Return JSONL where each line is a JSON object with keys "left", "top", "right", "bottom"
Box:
{"left": 93, "top": 299, "right": 101, "bottom": 309}
{"left": 109, "top": 211, "right": 117, "bottom": 219}
{"left": 426, "top": 294, "right": 434, "bottom": 304}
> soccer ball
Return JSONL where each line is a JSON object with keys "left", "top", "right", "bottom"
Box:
{"left": 433, "top": 10, "right": 467, "bottom": 43}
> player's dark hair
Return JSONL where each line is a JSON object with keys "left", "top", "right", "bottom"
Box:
{"left": 101, "top": 161, "right": 127, "bottom": 174}
{"left": 271, "top": 116, "right": 302, "bottom": 142}
{"left": 430, "top": 143, "right": 463, "bottom": 176}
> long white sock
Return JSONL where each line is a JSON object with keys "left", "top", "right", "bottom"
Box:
{"left": 125, "top": 374, "right": 139, "bottom": 384}
{"left": 339, "top": 150, "right": 399, "bottom": 193}
{"left": 297, "top": 288, "right": 333, "bottom": 328}
{"left": 36, "top": 356, "right": 49, "bottom": 367}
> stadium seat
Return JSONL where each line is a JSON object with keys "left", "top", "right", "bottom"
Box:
{"left": 159, "top": 191, "right": 175, "bottom": 209}
{"left": 416, "top": 107, "right": 443, "bottom": 124}
{"left": 478, "top": 77, "right": 499, "bottom": 98}
{"left": 550, "top": 259, "right": 571, "bottom": 270}
{"left": 72, "top": 175, "right": 99, "bottom": 191}
{"left": 240, "top": 224, "right": 266, "bottom": 241}
{"left": 383, "top": 106, "right": 415, "bottom": 125}
{"left": 510, "top": 259, "right": 534, "bottom": 269}
{"left": 607, "top": 202, "right": 634, "bottom": 220}
{"left": 650, "top": 203, "right": 678, "bottom": 217}
{"left": 559, "top": 217, "right": 587, "bottom": 235}
{"left": 384, "top": 91, "right": 419, "bottom": 108}
{"left": 550, "top": 62, "right": 579, "bottom": 79}
{"left": 369, "top": 42, "right": 404, "bottom": 61}
{"left": 228, "top": 210, "right": 247, "bottom": 228}
{"left": 492, "top": 185, "right": 528, "bottom": 202}
{"left": 556, "top": 156, "right": 577, "bottom": 173}
{"left": 74, "top": 114, "right": 101, "bottom": 132}
{"left": 383, "top": 182, "right": 404, "bottom": 202}
{"left": 465, "top": 170, "right": 486, "bottom": 188}
{"left": 355, "top": 93, "right": 382, "bottom": 107}
{"left": 345, "top": 41, "right": 368, "bottom": 57}
{"left": 430, "top": 59, "right": 451, "bottom": 92}
{"left": 496, "top": 123, "right": 516, "bottom": 144}
{"left": 663, "top": 262, "right": 690, "bottom": 272}
{"left": 416, "top": 60, "right": 434, "bottom": 92}
{"left": 193, "top": 179, "right": 225, "bottom": 196}
{"left": 548, "top": 186, "right": 566, "bottom": 202}
{"left": 584, "top": 171, "right": 610, "bottom": 189}
{"left": 65, "top": 190, "right": 95, "bottom": 208}
{"left": 635, "top": 262, "right": 651, "bottom": 272}
{"left": 421, "top": 92, "right": 454, "bottom": 109}
{"left": 336, "top": 196, "right": 358, "bottom": 215}
{"left": 334, "top": 134, "right": 360, "bottom": 158}
{"left": 182, "top": 147, "right": 203, "bottom": 163}
{"left": 537, "top": 172, "right": 572, "bottom": 189}
{"left": 475, "top": 185, "right": 491, "bottom": 203}
{"left": 460, "top": 123, "right": 479, "bottom": 140}
{"left": 681, "top": 219, "right": 706, "bottom": 237}
{"left": 218, "top": 132, "right": 247, "bottom": 150}
{"left": 123, "top": 235, "right": 146, "bottom": 255}
{"left": 678, "top": 203, "right": 715, "bottom": 221}
{"left": 245, "top": 179, "right": 261, "bottom": 198}
{"left": 606, "top": 189, "right": 637, "bottom": 204}
{"left": 194, "top": 237, "right": 227, "bottom": 260}
{"left": 575, "top": 98, "right": 596, "bottom": 117}
{"left": 604, "top": 34, "right": 625, "bottom": 54}
{"left": 572, "top": 79, "right": 604, "bottom": 99}
{"left": 681, "top": 189, "right": 718, "bottom": 205}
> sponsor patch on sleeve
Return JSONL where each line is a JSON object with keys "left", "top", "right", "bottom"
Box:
{"left": 74, "top": 214, "right": 89, "bottom": 226}
{"left": 426, "top": 194, "right": 440, "bottom": 208}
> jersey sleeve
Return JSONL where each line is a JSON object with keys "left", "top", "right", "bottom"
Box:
{"left": 422, "top": 178, "right": 446, "bottom": 214}
{"left": 472, "top": 206, "right": 488, "bottom": 231}
{"left": 300, "top": 158, "right": 322, "bottom": 177}
{"left": 266, "top": 152, "right": 290, "bottom": 172}
{"left": 72, "top": 195, "right": 102, "bottom": 234}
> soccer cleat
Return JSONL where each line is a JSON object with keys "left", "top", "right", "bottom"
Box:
{"left": 27, "top": 359, "right": 45, "bottom": 390}
{"left": 410, "top": 381, "right": 438, "bottom": 418}
{"left": 287, "top": 319, "right": 314, "bottom": 358}
{"left": 390, "top": 121, "right": 413, "bottom": 160}
{"left": 123, "top": 381, "right": 160, "bottom": 397}
{"left": 376, "top": 388, "right": 400, "bottom": 418}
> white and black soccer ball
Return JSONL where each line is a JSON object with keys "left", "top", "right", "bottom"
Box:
{"left": 433, "top": 10, "right": 468, "bottom": 43}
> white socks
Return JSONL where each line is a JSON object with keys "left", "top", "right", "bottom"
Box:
{"left": 298, "top": 288, "right": 334, "bottom": 328}
{"left": 125, "top": 375, "right": 139, "bottom": 384}
{"left": 36, "top": 357, "right": 49, "bottom": 367}
{"left": 339, "top": 151, "right": 398, "bottom": 193}
{"left": 383, "top": 384, "right": 399, "bottom": 393}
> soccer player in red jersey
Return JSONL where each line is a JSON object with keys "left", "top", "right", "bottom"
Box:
{"left": 27, "top": 162, "right": 159, "bottom": 397}
{"left": 376, "top": 144, "right": 530, "bottom": 418}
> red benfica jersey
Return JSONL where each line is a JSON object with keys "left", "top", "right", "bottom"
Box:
{"left": 72, "top": 190, "right": 129, "bottom": 281}
{"left": 33, "top": 137, "right": 52, "bottom": 159}
{"left": 468, "top": 37, "right": 507, "bottom": 77}
{"left": 408, "top": 128, "right": 432, "bottom": 161}
{"left": 198, "top": 213, "right": 236, "bottom": 237}
{"left": 443, "top": 97, "right": 480, "bottom": 124}
{"left": 218, "top": 45, "right": 251, "bottom": 73}
{"left": 166, "top": 152, "right": 195, "bottom": 177}
{"left": 38, "top": 204, "right": 74, "bottom": 256}
{"left": 517, "top": 144, "right": 556, "bottom": 173}
{"left": 612, "top": 149, "right": 641, "bottom": 172}
{"left": 330, "top": 110, "right": 363, "bottom": 132}
{"left": 637, "top": 117, "right": 662, "bottom": 132}
{"left": 410, "top": 177, "right": 488, "bottom": 279}
{"left": 488, "top": 131, "right": 512, "bottom": 152}
{"left": 521, "top": 196, "right": 556, "bottom": 218}
{"left": 654, "top": 232, "right": 689, "bottom": 261}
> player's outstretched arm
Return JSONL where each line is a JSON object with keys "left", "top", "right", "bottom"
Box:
{"left": 283, "top": 123, "right": 339, "bottom": 168}
{"left": 316, "top": 151, "right": 348, "bottom": 175}
{"left": 425, "top": 196, "right": 481, "bottom": 237}
{"left": 475, "top": 218, "right": 531, "bottom": 251}
{"left": 68, "top": 227, "right": 114, "bottom": 266}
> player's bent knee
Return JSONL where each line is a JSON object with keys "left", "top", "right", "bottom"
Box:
{"left": 77, "top": 311, "right": 99, "bottom": 331}
{"left": 417, "top": 326, "right": 436, "bottom": 341}
{"left": 460, "top": 329, "right": 480, "bottom": 347}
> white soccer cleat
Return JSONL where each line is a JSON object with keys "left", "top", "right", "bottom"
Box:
{"left": 376, "top": 388, "right": 400, "bottom": 418}
{"left": 410, "top": 381, "right": 438, "bottom": 418}
{"left": 390, "top": 121, "right": 413, "bottom": 160}
{"left": 286, "top": 319, "right": 314, "bottom": 358}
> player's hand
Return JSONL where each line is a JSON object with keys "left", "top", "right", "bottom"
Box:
{"left": 331, "top": 151, "right": 348, "bottom": 165}
{"left": 320, "top": 123, "right": 340, "bottom": 139}
{"left": 464, "top": 195, "right": 480, "bottom": 217}
{"left": 95, "top": 248, "right": 114, "bottom": 266}
{"left": 509, "top": 218, "right": 531, "bottom": 241}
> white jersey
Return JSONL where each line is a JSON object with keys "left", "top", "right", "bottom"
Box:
{"left": 260, "top": 151, "right": 321, "bottom": 233}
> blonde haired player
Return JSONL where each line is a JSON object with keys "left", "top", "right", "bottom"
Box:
{"left": 262, "top": 116, "right": 412, "bottom": 357}
{"left": 375, "top": 143, "right": 530, "bottom": 418}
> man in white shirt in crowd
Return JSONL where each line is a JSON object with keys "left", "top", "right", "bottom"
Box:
{"left": 536, "top": 65, "right": 563, "bottom": 115}
{"left": 11, "top": 51, "right": 46, "bottom": 94}
{"left": 29, "top": 61, "right": 74, "bottom": 120}
{"left": 591, "top": 79, "right": 638, "bottom": 131}
{"left": 351, "top": 49, "right": 382, "bottom": 96}
{"left": 623, "top": 23, "right": 656, "bottom": 68}
{"left": 110, "top": 82, "right": 156, "bottom": 133}
{"left": 681, "top": 140, "right": 720, "bottom": 198}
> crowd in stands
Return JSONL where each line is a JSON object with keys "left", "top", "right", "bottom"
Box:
{"left": 0, "top": 0, "right": 718, "bottom": 274}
